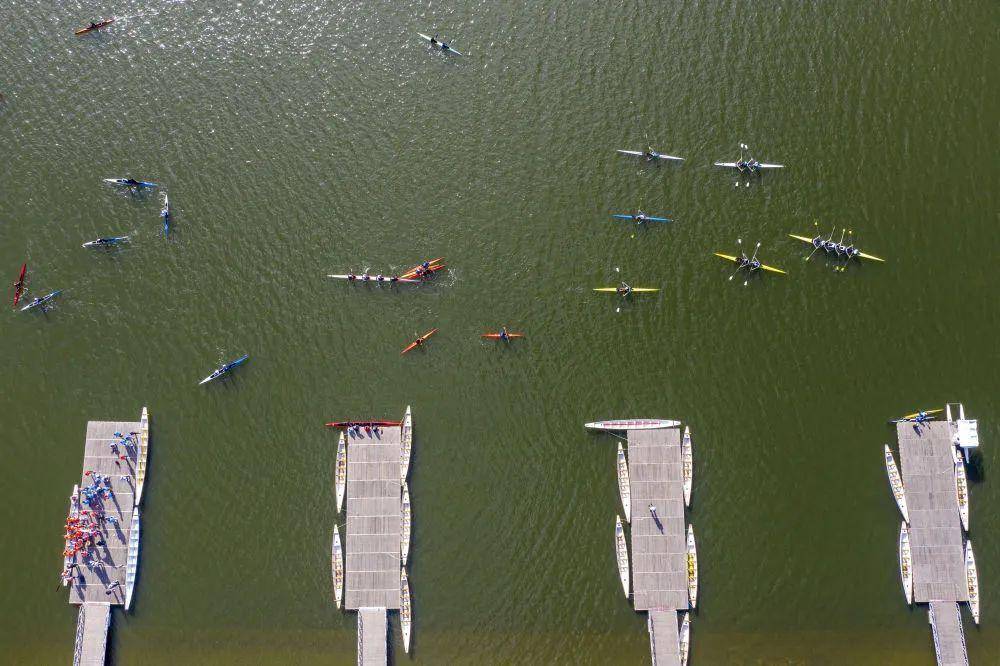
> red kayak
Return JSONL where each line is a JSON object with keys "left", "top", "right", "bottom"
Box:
{"left": 325, "top": 420, "right": 402, "bottom": 429}
{"left": 401, "top": 258, "right": 445, "bottom": 280}
{"left": 12, "top": 263, "right": 26, "bottom": 308}
{"left": 401, "top": 328, "right": 438, "bottom": 355}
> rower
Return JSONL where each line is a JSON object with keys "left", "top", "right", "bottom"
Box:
{"left": 361, "top": 274, "right": 371, "bottom": 282}
{"left": 89, "top": 22, "right": 99, "bottom": 30}
{"left": 390, "top": 275, "right": 399, "bottom": 283}
{"left": 124, "top": 178, "right": 141, "bottom": 186}
{"left": 347, "top": 273, "right": 356, "bottom": 281}
{"left": 499, "top": 327, "right": 510, "bottom": 341}
{"left": 617, "top": 281, "right": 632, "bottom": 296}
{"left": 376, "top": 274, "right": 385, "bottom": 282}
{"left": 421, "top": 261, "right": 430, "bottom": 270}
{"left": 645, "top": 146, "right": 656, "bottom": 161}
{"left": 634, "top": 210, "right": 647, "bottom": 223}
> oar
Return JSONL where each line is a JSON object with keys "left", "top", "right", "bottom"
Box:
{"left": 727, "top": 239, "right": 745, "bottom": 281}
{"left": 744, "top": 241, "right": 761, "bottom": 286}
{"left": 804, "top": 221, "right": 823, "bottom": 261}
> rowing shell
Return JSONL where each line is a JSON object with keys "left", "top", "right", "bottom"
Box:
{"left": 681, "top": 427, "right": 693, "bottom": 508}
{"left": 401, "top": 481, "right": 411, "bottom": 565}
{"left": 327, "top": 274, "right": 419, "bottom": 284}
{"left": 788, "top": 234, "right": 885, "bottom": 262}
{"left": 401, "top": 328, "right": 438, "bottom": 355}
{"left": 611, "top": 213, "right": 672, "bottom": 223}
{"left": 593, "top": 287, "right": 659, "bottom": 293}
{"left": 883, "top": 445, "right": 909, "bottom": 523}
{"left": 616, "top": 442, "right": 631, "bottom": 523}
{"left": 401, "top": 405, "right": 412, "bottom": 483}
{"left": 335, "top": 432, "right": 346, "bottom": 514}
{"left": 714, "top": 161, "right": 784, "bottom": 169}
{"left": 615, "top": 515, "right": 630, "bottom": 598}
{"left": 332, "top": 525, "right": 343, "bottom": 608}
{"left": 585, "top": 419, "right": 680, "bottom": 431}
{"left": 966, "top": 540, "right": 979, "bottom": 624}
{"left": 617, "top": 149, "right": 685, "bottom": 162}
{"left": 417, "top": 33, "right": 462, "bottom": 56}
{"left": 104, "top": 178, "right": 157, "bottom": 188}
{"left": 481, "top": 332, "right": 524, "bottom": 339}
{"left": 714, "top": 252, "right": 787, "bottom": 275}
{"left": 899, "top": 521, "right": 912, "bottom": 605}
{"left": 12, "top": 263, "right": 27, "bottom": 308}
{"left": 199, "top": 354, "right": 249, "bottom": 385}
{"left": 82, "top": 236, "right": 129, "bottom": 248}
{"left": 954, "top": 447, "right": 969, "bottom": 532}
{"left": 75, "top": 18, "right": 114, "bottom": 35}
{"left": 686, "top": 524, "right": 698, "bottom": 608}
{"left": 20, "top": 290, "right": 61, "bottom": 312}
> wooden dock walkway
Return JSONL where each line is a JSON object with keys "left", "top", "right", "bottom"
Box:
{"left": 358, "top": 607, "right": 388, "bottom": 666}
{"left": 72, "top": 602, "right": 110, "bottom": 666}
{"left": 647, "top": 608, "right": 681, "bottom": 666}
{"left": 628, "top": 428, "right": 689, "bottom": 611}
{"left": 345, "top": 425, "right": 402, "bottom": 610}
{"left": 68, "top": 419, "right": 140, "bottom": 606}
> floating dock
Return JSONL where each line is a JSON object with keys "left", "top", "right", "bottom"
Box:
{"left": 891, "top": 404, "right": 980, "bottom": 666}
{"left": 65, "top": 409, "right": 149, "bottom": 666}
{"left": 334, "top": 409, "right": 412, "bottom": 665}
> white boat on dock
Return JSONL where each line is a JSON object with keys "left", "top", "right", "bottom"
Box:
{"left": 616, "top": 443, "right": 631, "bottom": 522}
{"left": 681, "top": 426, "right": 693, "bottom": 507}
{"left": 401, "top": 405, "right": 412, "bottom": 483}
{"left": 401, "top": 482, "right": 411, "bottom": 564}
{"left": 686, "top": 524, "right": 698, "bottom": 609}
{"left": 899, "top": 521, "right": 912, "bottom": 605}
{"left": 124, "top": 506, "right": 140, "bottom": 611}
{"left": 332, "top": 525, "right": 343, "bottom": 608}
{"left": 953, "top": 447, "right": 969, "bottom": 532}
{"left": 966, "top": 540, "right": 979, "bottom": 624}
{"left": 615, "top": 514, "right": 630, "bottom": 598}
{"left": 335, "top": 432, "right": 347, "bottom": 514}
{"left": 62, "top": 484, "right": 80, "bottom": 586}
{"left": 401, "top": 567, "right": 412, "bottom": 653}
{"left": 586, "top": 419, "right": 680, "bottom": 431}
{"left": 135, "top": 406, "right": 150, "bottom": 506}
{"left": 883, "top": 444, "right": 909, "bottom": 523}
{"left": 678, "top": 612, "right": 691, "bottom": 666}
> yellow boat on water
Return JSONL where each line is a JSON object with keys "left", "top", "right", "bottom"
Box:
{"left": 789, "top": 232, "right": 885, "bottom": 262}
{"left": 713, "top": 252, "right": 787, "bottom": 275}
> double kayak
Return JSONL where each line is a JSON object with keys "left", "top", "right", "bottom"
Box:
{"left": 611, "top": 213, "right": 671, "bottom": 223}
{"left": 199, "top": 354, "right": 249, "bottom": 385}
{"left": 417, "top": 33, "right": 462, "bottom": 56}
{"left": 328, "top": 274, "right": 419, "bottom": 284}
{"left": 82, "top": 236, "right": 129, "bottom": 248}
{"left": 75, "top": 18, "right": 114, "bottom": 36}
{"left": 20, "top": 290, "right": 61, "bottom": 312}
{"left": 401, "top": 328, "right": 438, "bottom": 355}
{"left": 104, "top": 178, "right": 158, "bottom": 188}
{"left": 161, "top": 193, "right": 170, "bottom": 236}
{"left": 12, "top": 263, "right": 26, "bottom": 308}
{"left": 594, "top": 287, "right": 659, "bottom": 293}
{"left": 326, "top": 420, "right": 402, "bottom": 429}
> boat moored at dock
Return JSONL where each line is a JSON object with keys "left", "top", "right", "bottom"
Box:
{"left": 332, "top": 525, "right": 343, "bottom": 609}
{"left": 335, "top": 433, "right": 346, "bottom": 514}
{"left": 401, "top": 567, "right": 413, "bottom": 653}
{"left": 883, "top": 444, "right": 909, "bottom": 523}
{"left": 686, "top": 524, "right": 698, "bottom": 609}
{"left": 681, "top": 427, "right": 693, "bottom": 508}
{"left": 586, "top": 419, "right": 680, "bottom": 431}
{"left": 899, "top": 521, "right": 912, "bottom": 605}
{"left": 953, "top": 447, "right": 969, "bottom": 532}
{"left": 401, "top": 482, "right": 411, "bottom": 565}
{"left": 135, "top": 407, "right": 150, "bottom": 506}
{"left": 966, "top": 541, "right": 979, "bottom": 624}
{"left": 401, "top": 406, "right": 412, "bottom": 482}
{"left": 615, "top": 514, "right": 630, "bottom": 599}
{"left": 124, "top": 506, "right": 140, "bottom": 611}
{"left": 616, "top": 443, "right": 631, "bottom": 523}
{"left": 679, "top": 612, "right": 691, "bottom": 666}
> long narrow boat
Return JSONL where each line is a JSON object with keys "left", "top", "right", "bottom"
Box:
{"left": 678, "top": 612, "right": 691, "bottom": 666}
{"left": 417, "top": 32, "right": 462, "bottom": 56}
{"left": 62, "top": 485, "right": 80, "bottom": 586}
{"left": 135, "top": 407, "right": 150, "bottom": 506}
{"left": 714, "top": 252, "right": 787, "bottom": 275}
{"left": 686, "top": 524, "right": 698, "bottom": 609}
{"left": 616, "top": 443, "right": 631, "bottom": 523}
{"left": 966, "top": 540, "right": 979, "bottom": 624}
{"left": 401, "top": 567, "right": 413, "bottom": 653}
{"left": 401, "top": 328, "right": 438, "bottom": 355}
{"left": 615, "top": 515, "right": 630, "bottom": 599}
{"left": 332, "top": 525, "right": 343, "bottom": 608}
{"left": 335, "top": 432, "right": 346, "bottom": 514}
{"left": 326, "top": 420, "right": 402, "bottom": 429}
{"left": 481, "top": 331, "right": 524, "bottom": 340}
{"left": 104, "top": 178, "right": 157, "bottom": 188}
{"left": 593, "top": 287, "right": 660, "bottom": 293}
{"left": 401, "top": 260, "right": 446, "bottom": 280}
{"left": 954, "top": 447, "right": 969, "bottom": 532}
{"left": 611, "top": 213, "right": 672, "bottom": 223}
{"left": 124, "top": 506, "right": 140, "bottom": 611}
{"left": 889, "top": 408, "right": 943, "bottom": 424}
{"left": 401, "top": 482, "right": 411, "bottom": 564}
{"left": 899, "top": 521, "right": 912, "bottom": 605}
{"left": 585, "top": 419, "right": 680, "bottom": 431}
{"left": 12, "top": 263, "right": 26, "bottom": 308}
{"left": 75, "top": 18, "right": 115, "bottom": 35}
{"left": 401, "top": 406, "right": 412, "bottom": 483}
{"left": 199, "top": 354, "right": 249, "bottom": 385}
{"left": 20, "top": 289, "right": 61, "bottom": 312}
{"left": 883, "top": 445, "right": 909, "bottom": 524}
{"left": 682, "top": 427, "right": 693, "bottom": 508}
{"left": 327, "top": 274, "right": 419, "bottom": 284}
{"left": 161, "top": 193, "right": 171, "bottom": 236}
{"left": 82, "top": 236, "right": 129, "bottom": 248}
{"left": 788, "top": 233, "right": 885, "bottom": 262}
{"left": 617, "top": 149, "right": 685, "bottom": 162}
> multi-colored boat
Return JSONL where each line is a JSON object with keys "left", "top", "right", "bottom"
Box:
{"left": 481, "top": 330, "right": 524, "bottom": 340}
{"left": 616, "top": 443, "right": 631, "bottom": 523}
{"left": 686, "top": 524, "right": 698, "bottom": 609}
{"left": 615, "top": 514, "right": 630, "bottom": 599}
{"left": 401, "top": 258, "right": 445, "bottom": 280}
{"left": 335, "top": 432, "right": 346, "bottom": 514}
{"left": 899, "top": 521, "right": 912, "bottom": 605}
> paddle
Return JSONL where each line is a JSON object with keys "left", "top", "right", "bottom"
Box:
{"left": 727, "top": 240, "right": 744, "bottom": 282}
{"left": 744, "top": 241, "right": 761, "bottom": 286}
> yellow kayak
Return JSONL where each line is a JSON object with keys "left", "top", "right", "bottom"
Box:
{"left": 594, "top": 287, "right": 659, "bottom": 293}
{"left": 714, "top": 253, "right": 787, "bottom": 275}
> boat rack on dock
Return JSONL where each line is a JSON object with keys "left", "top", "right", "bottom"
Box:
{"left": 333, "top": 406, "right": 414, "bottom": 665}
{"left": 588, "top": 418, "right": 697, "bottom": 666}
{"left": 885, "top": 402, "right": 980, "bottom": 666}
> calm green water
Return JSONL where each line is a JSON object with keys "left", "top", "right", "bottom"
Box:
{"left": 2, "top": 1, "right": 998, "bottom": 664}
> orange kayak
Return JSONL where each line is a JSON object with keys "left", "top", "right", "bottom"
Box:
{"left": 75, "top": 18, "right": 115, "bottom": 36}
{"left": 401, "top": 328, "right": 438, "bottom": 355}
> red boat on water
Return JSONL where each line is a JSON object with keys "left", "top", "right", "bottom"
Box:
{"left": 481, "top": 327, "right": 524, "bottom": 340}
{"left": 325, "top": 420, "right": 402, "bottom": 429}
{"left": 12, "top": 263, "right": 26, "bottom": 308}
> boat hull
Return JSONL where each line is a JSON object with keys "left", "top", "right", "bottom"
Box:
{"left": 586, "top": 419, "right": 680, "bottom": 431}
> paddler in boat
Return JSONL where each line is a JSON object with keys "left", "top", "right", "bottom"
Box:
{"left": 499, "top": 327, "right": 510, "bottom": 341}
{"left": 376, "top": 274, "right": 385, "bottom": 282}
{"left": 634, "top": 210, "right": 647, "bottom": 223}
{"left": 124, "top": 178, "right": 143, "bottom": 186}
{"left": 347, "top": 272, "right": 356, "bottom": 281}
{"left": 430, "top": 34, "right": 439, "bottom": 47}
{"left": 644, "top": 146, "right": 656, "bottom": 161}
{"left": 361, "top": 273, "right": 371, "bottom": 282}
{"left": 617, "top": 282, "right": 632, "bottom": 297}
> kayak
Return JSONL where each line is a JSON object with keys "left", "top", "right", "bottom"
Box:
{"left": 75, "top": 18, "right": 114, "bottom": 36}
{"left": 12, "top": 263, "right": 26, "bottom": 308}
{"left": 593, "top": 287, "right": 659, "bottom": 293}
{"left": 104, "top": 178, "right": 158, "bottom": 188}
{"left": 616, "top": 149, "right": 684, "bottom": 162}
{"left": 327, "top": 274, "right": 419, "bottom": 284}
{"left": 20, "top": 290, "right": 61, "bottom": 312}
{"left": 417, "top": 33, "right": 463, "bottom": 56}
{"left": 481, "top": 332, "right": 524, "bottom": 340}
{"left": 161, "top": 193, "right": 170, "bottom": 236}
{"left": 401, "top": 328, "right": 438, "bottom": 355}
{"left": 199, "top": 354, "right": 249, "bottom": 385}
{"left": 82, "top": 236, "right": 130, "bottom": 248}
{"left": 325, "top": 420, "right": 402, "bottom": 429}
{"left": 611, "top": 213, "right": 672, "bottom": 223}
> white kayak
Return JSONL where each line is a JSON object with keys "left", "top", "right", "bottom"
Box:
{"left": 332, "top": 525, "right": 343, "bottom": 608}
{"left": 617, "top": 149, "right": 684, "bottom": 162}
{"left": 417, "top": 33, "right": 462, "bottom": 56}
{"left": 681, "top": 427, "right": 693, "bottom": 508}
{"left": 966, "top": 540, "right": 979, "bottom": 624}
{"left": 327, "top": 274, "right": 419, "bottom": 284}
{"left": 335, "top": 432, "right": 347, "bottom": 514}
{"left": 884, "top": 445, "right": 909, "bottom": 524}
{"left": 954, "top": 447, "right": 969, "bottom": 532}
{"left": 586, "top": 419, "right": 680, "bottom": 431}
{"left": 82, "top": 236, "right": 129, "bottom": 248}
{"left": 678, "top": 612, "right": 691, "bottom": 666}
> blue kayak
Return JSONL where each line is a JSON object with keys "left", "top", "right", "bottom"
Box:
{"left": 611, "top": 213, "right": 672, "bottom": 223}
{"left": 199, "top": 354, "right": 250, "bottom": 385}
{"left": 20, "top": 289, "right": 62, "bottom": 312}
